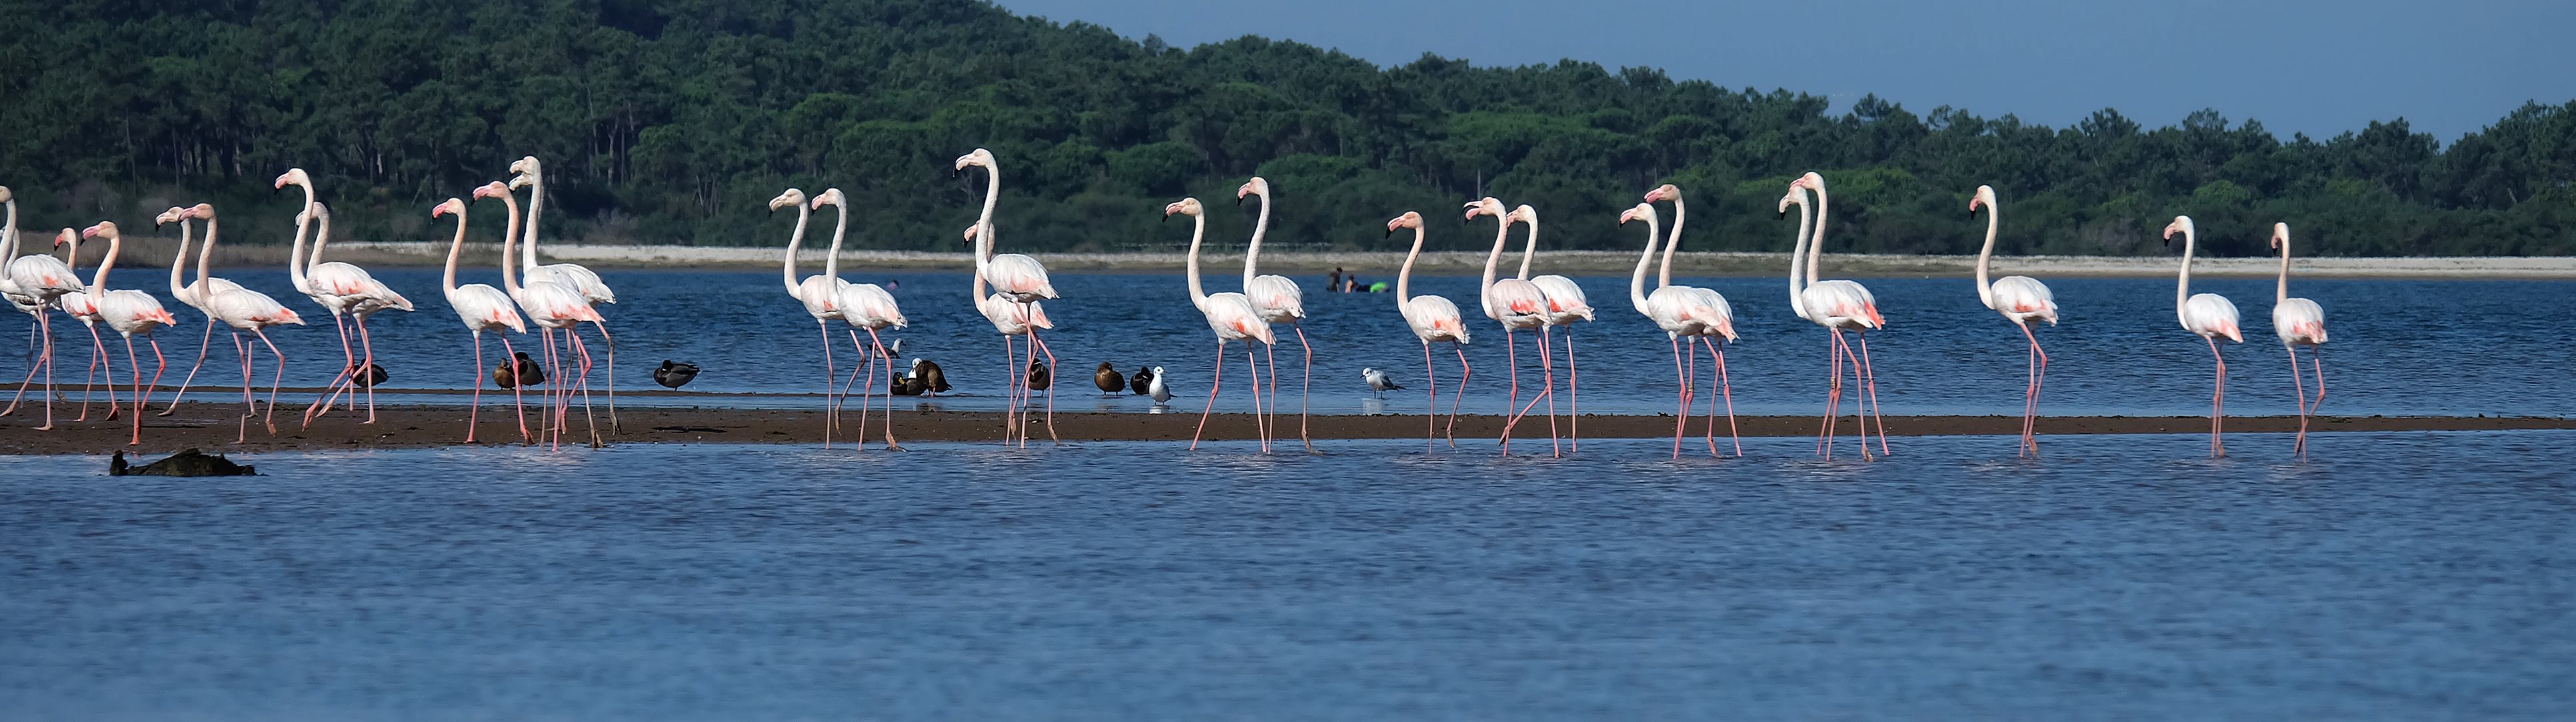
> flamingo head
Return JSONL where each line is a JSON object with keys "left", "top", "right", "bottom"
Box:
{"left": 1508, "top": 204, "right": 1536, "bottom": 225}
{"left": 766, "top": 188, "right": 805, "bottom": 212}
{"left": 272, "top": 167, "right": 309, "bottom": 190}
{"left": 2269, "top": 222, "right": 2289, "bottom": 250}
{"left": 1462, "top": 196, "right": 1505, "bottom": 223}
{"left": 471, "top": 181, "right": 508, "bottom": 201}
{"left": 1385, "top": 211, "right": 1424, "bottom": 237}
{"left": 80, "top": 221, "right": 114, "bottom": 240}
{"left": 1970, "top": 184, "right": 1997, "bottom": 214}
{"left": 432, "top": 198, "right": 465, "bottom": 218}
{"left": 53, "top": 228, "right": 75, "bottom": 248}
{"left": 507, "top": 156, "right": 541, "bottom": 180}
{"left": 810, "top": 188, "right": 845, "bottom": 211}
{"left": 1796, "top": 171, "right": 1826, "bottom": 192}
{"left": 1619, "top": 202, "right": 1654, "bottom": 226}
{"left": 952, "top": 148, "right": 994, "bottom": 174}
{"left": 154, "top": 206, "right": 185, "bottom": 226}
{"left": 185, "top": 203, "right": 215, "bottom": 220}
{"left": 1644, "top": 184, "right": 1681, "bottom": 202}
{"left": 1163, "top": 197, "right": 1202, "bottom": 220}
{"left": 2162, "top": 215, "right": 2193, "bottom": 244}
{"left": 960, "top": 224, "right": 980, "bottom": 244}
{"left": 1236, "top": 176, "right": 1269, "bottom": 204}
{"left": 1777, "top": 187, "right": 1806, "bottom": 217}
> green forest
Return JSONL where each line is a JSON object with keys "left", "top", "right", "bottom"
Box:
{"left": 4, "top": 0, "right": 2573, "bottom": 258}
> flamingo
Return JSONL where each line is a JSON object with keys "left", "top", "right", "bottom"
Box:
{"left": 481, "top": 180, "right": 603, "bottom": 450}
{"left": 1970, "top": 185, "right": 2059, "bottom": 457}
{"left": 1641, "top": 184, "right": 1744, "bottom": 458}
{"left": 430, "top": 196, "right": 531, "bottom": 443}
{"left": 1621, "top": 202, "right": 1737, "bottom": 459}
{"left": 766, "top": 187, "right": 853, "bottom": 447}
{"left": 166, "top": 205, "right": 305, "bottom": 442}
{"left": 1238, "top": 177, "right": 1312, "bottom": 451}
{"left": 508, "top": 156, "right": 619, "bottom": 431}
{"left": 75, "top": 222, "right": 181, "bottom": 445}
{"left": 1388, "top": 210, "right": 1472, "bottom": 451}
{"left": 2269, "top": 222, "right": 2327, "bottom": 457}
{"left": 1465, "top": 196, "right": 1554, "bottom": 456}
{"left": 52, "top": 228, "right": 123, "bottom": 422}
{"left": 814, "top": 188, "right": 907, "bottom": 451}
{"left": 289, "top": 196, "right": 415, "bottom": 425}
{"left": 1168, "top": 196, "right": 1274, "bottom": 452}
{"left": 1782, "top": 173, "right": 1891, "bottom": 460}
{"left": 961, "top": 222, "right": 1052, "bottom": 443}
{"left": 2, "top": 188, "right": 87, "bottom": 428}
{"left": 2164, "top": 215, "right": 2241, "bottom": 458}
{"left": 1505, "top": 204, "right": 1593, "bottom": 452}
{"left": 153, "top": 202, "right": 247, "bottom": 417}
{"left": 957, "top": 148, "right": 1062, "bottom": 445}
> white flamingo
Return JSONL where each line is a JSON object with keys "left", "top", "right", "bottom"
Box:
{"left": 1642, "top": 184, "right": 1744, "bottom": 458}
{"left": 962, "top": 222, "right": 1052, "bottom": 444}
{"left": 429, "top": 196, "right": 531, "bottom": 444}
{"left": 1388, "top": 210, "right": 1472, "bottom": 451}
{"left": 1622, "top": 201, "right": 1737, "bottom": 459}
{"left": 290, "top": 196, "right": 415, "bottom": 425}
{"left": 1784, "top": 173, "right": 1891, "bottom": 460}
{"left": 508, "top": 156, "right": 619, "bottom": 430}
{"left": 1969, "top": 185, "right": 2059, "bottom": 457}
{"left": 153, "top": 202, "right": 247, "bottom": 417}
{"left": 2, "top": 187, "right": 87, "bottom": 428}
{"left": 2164, "top": 214, "right": 2241, "bottom": 458}
{"left": 169, "top": 205, "right": 305, "bottom": 442}
{"left": 1466, "top": 196, "right": 1554, "bottom": 456}
{"left": 957, "top": 148, "right": 1062, "bottom": 445}
{"left": 813, "top": 188, "right": 907, "bottom": 451}
{"left": 1168, "top": 197, "right": 1275, "bottom": 452}
{"left": 2270, "top": 222, "right": 2329, "bottom": 458}
{"left": 481, "top": 180, "right": 604, "bottom": 450}
{"left": 1506, "top": 204, "right": 1594, "bottom": 452}
{"left": 766, "top": 187, "right": 854, "bottom": 447}
{"left": 75, "top": 222, "right": 180, "bottom": 445}
{"left": 53, "top": 228, "right": 123, "bottom": 422}
{"left": 1238, "top": 177, "right": 1311, "bottom": 451}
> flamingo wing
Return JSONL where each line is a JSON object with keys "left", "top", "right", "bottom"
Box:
{"left": 1532, "top": 274, "right": 1595, "bottom": 322}
{"left": 1248, "top": 274, "right": 1305, "bottom": 321}
{"left": 450, "top": 284, "right": 527, "bottom": 334}
{"left": 1991, "top": 275, "right": 2057, "bottom": 324}
{"left": 2273, "top": 297, "right": 2326, "bottom": 344}
{"left": 986, "top": 254, "right": 1057, "bottom": 301}
{"left": 2183, "top": 293, "right": 2242, "bottom": 342}
{"left": 837, "top": 283, "right": 906, "bottom": 329}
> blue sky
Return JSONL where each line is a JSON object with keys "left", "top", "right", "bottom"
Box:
{"left": 993, "top": 0, "right": 2573, "bottom": 143}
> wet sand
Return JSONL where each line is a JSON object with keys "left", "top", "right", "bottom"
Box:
{"left": 1, "top": 402, "right": 2563, "bottom": 455}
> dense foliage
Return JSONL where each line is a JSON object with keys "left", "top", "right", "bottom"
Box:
{"left": 5, "top": 0, "right": 2573, "bottom": 257}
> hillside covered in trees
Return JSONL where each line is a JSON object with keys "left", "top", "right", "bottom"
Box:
{"left": 4, "top": 0, "right": 2573, "bottom": 258}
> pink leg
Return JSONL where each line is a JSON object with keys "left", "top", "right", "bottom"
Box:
{"left": 2305, "top": 347, "right": 2325, "bottom": 456}
{"left": 868, "top": 328, "right": 902, "bottom": 450}
{"left": 127, "top": 337, "right": 165, "bottom": 444}
{"left": 592, "top": 321, "right": 619, "bottom": 432}
{"left": 1246, "top": 345, "right": 1268, "bottom": 454}
{"left": 306, "top": 312, "right": 355, "bottom": 424}
{"left": 253, "top": 328, "right": 287, "bottom": 436}
{"left": 1502, "top": 330, "right": 1519, "bottom": 454}
{"left": 76, "top": 323, "right": 109, "bottom": 422}
{"left": 1821, "top": 330, "right": 1847, "bottom": 459}
{"left": 6, "top": 312, "right": 58, "bottom": 429}
{"left": 569, "top": 332, "right": 601, "bottom": 446}
{"left": 2285, "top": 342, "right": 2307, "bottom": 457}
{"left": 843, "top": 329, "right": 872, "bottom": 451}
{"left": 2205, "top": 335, "right": 2227, "bottom": 458}
{"left": 1293, "top": 325, "right": 1313, "bottom": 452}
{"left": 1501, "top": 327, "right": 1560, "bottom": 457}
{"left": 159, "top": 316, "right": 217, "bottom": 415}
{"left": 537, "top": 328, "right": 558, "bottom": 449}
{"left": 1715, "top": 338, "right": 1740, "bottom": 458}
{"left": 121, "top": 335, "right": 143, "bottom": 445}
{"left": 1422, "top": 341, "right": 1437, "bottom": 452}
{"left": 1002, "top": 334, "right": 1020, "bottom": 445}
{"left": 817, "top": 322, "right": 835, "bottom": 448}
{"left": 232, "top": 332, "right": 253, "bottom": 443}
{"left": 2020, "top": 327, "right": 2039, "bottom": 456}
{"left": 1564, "top": 328, "right": 1578, "bottom": 453}
{"left": 1446, "top": 342, "right": 1470, "bottom": 447}
{"left": 355, "top": 316, "right": 379, "bottom": 423}
{"left": 1671, "top": 336, "right": 1686, "bottom": 459}
{"left": 1027, "top": 314, "right": 1058, "bottom": 445}
{"left": 499, "top": 335, "right": 531, "bottom": 443}
{"left": 1856, "top": 332, "right": 1892, "bottom": 458}
{"left": 467, "top": 332, "right": 485, "bottom": 444}
{"left": 1192, "top": 339, "right": 1225, "bottom": 450}
{"left": 1264, "top": 338, "right": 1278, "bottom": 450}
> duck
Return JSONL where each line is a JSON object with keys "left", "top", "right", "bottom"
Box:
{"left": 1129, "top": 366, "right": 1154, "bottom": 395}
{"left": 349, "top": 361, "right": 389, "bottom": 388}
{"left": 110, "top": 448, "right": 257, "bottom": 476}
{"left": 910, "top": 358, "right": 952, "bottom": 396}
{"left": 1026, "top": 361, "right": 1051, "bottom": 392}
{"left": 493, "top": 351, "right": 545, "bottom": 389}
{"left": 1093, "top": 362, "right": 1124, "bottom": 396}
{"left": 654, "top": 360, "right": 700, "bottom": 390}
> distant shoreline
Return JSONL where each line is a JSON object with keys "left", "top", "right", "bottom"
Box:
{"left": 55, "top": 237, "right": 2576, "bottom": 279}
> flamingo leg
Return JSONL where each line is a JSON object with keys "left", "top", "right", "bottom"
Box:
{"left": 1001, "top": 334, "right": 1020, "bottom": 446}
{"left": 1716, "top": 338, "right": 1740, "bottom": 458}
{"left": 1247, "top": 344, "right": 1268, "bottom": 454}
{"left": 1294, "top": 324, "right": 1312, "bottom": 452}
{"left": 1670, "top": 336, "right": 1686, "bottom": 460}
{"left": 844, "top": 328, "right": 871, "bottom": 451}
{"left": 5, "top": 311, "right": 59, "bottom": 429}
{"left": 306, "top": 312, "right": 355, "bottom": 424}
{"left": 2205, "top": 335, "right": 2227, "bottom": 458}
{"left": 467, "top": 331, "right": 485, "bottom": 444}
{"left": 818, "top": 320, "right": 835, "bottom": 448}
{"left": 1501, "top": 327, "right": 1560, "bottom": 458}
{"left": 587, "top": 321, "right": 617, "bottom": 435}
{"left": 231, "top": 331, "right": 251, "bottom": 443}
{"left": 129, "top": 336, "right": 165, "bottom": 444}
{"left": 3, "top": 313, "right": 40, "bottom": 418}
{"left": 1263, "top": 337, "right": 1278, "bottom": 450}
{"left": 159, "top": 315, "right": 217, "bottom": 416}
{"left": 1846, "top": 332, "right": 1872, "bottom": 461}
{"left": 1564, "top": 328, "right": 1578, "bottom": 453}
{"left": 1856, "top": 332, "right": 1891, "bottom": 458}
{"left": 1192, "top": 339, "right": 1224, "bottom": 450}
{"left": 499, "top": 334, "right": 531, "bottom": 443}
{"left": 75, "top": 322, "right": 109, "bottom": 422}
{"left": 868, "top": 328, "right": 902, "bottom": 451}
{"left": 1699, "top": 336, "right": 1719, "bottom": 457}
{"left": 570, "top": 331, "right": 601, "bottom": 448}
{"left": 253, "top": 328, "right": 286, "bottom": 436}
{"left": 537, "top": 327, "right": 559, "bottom": 450}
{"left": 1421, "top": 340, "right": 1436, "bottom": 453}
{"left": 2303, "top": 346, "right": 2325, "bottom": 457}
{"left": 355, "top": 316, "right": 379, "bottom": 423}
{"left": 2018, "top": 326, "right": 2038, "bottom": 456}
{"left": 1820, "top": 330, "right": 1845, "bottom": 459}
{"left": 1501, "top": 329, "right": 1519, "bottom": 454}
{"left": 1446, "top": 342, "right": 1470, "bottom": 448}
{"left": 120, "top": 335, "right": 142, "bottom": 445}
{"left": 1028, "top": 322, "right": 1058, "bottom": 445}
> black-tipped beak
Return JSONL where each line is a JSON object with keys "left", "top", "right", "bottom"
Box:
{"left": 1234, "top": 196, "right": 1244, "bottom": 206}
{"left": 1161, "top": 213, "right": 1170, "bottom": 223}
{"left": 1384, "top": 228, "right": 1395, "bottom": 238}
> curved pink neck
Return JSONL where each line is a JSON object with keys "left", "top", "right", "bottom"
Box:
{"left": 1975, "top": 196, "right": 1999, "bottom": 309}
{"left": 781, "top": 202, "right": 812, "bottom": 298}
{"left": 1397, "top": 225, "right": 1425, "bottom": 308}
{"left": 1242, "top": 190, "right": 1270, "bottom": 288}
{"left": 443, "top": 206, "right": 467, "bottom": 295}
{"left": 1658, "top": 196, "right": 1686, "bottom": 288}
{"left": 2275, "top": 228, "right": 2291, "bottom": 304}
{"left": 1805, "top": 183, "right": 1831, "bottom": 285}
{"left": 498, "top": 191, "right": 525, "bottom": 296}
{"left": 168, "top": 217, "right": 192, "bottom": 300}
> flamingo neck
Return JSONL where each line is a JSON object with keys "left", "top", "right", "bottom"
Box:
{"left": 1242, "top": 190, "right": 1270, "bottom": 289}
{"left": 1629, "top": 214, "right": 1660, "bottom": 314}
{"left": 782, "top": 202, "right": 811, "bottom": 298}
{"left": 975, "top": 163, "right": 1001, "bottom": 243}
{"left": 1787, "top": 197, "right": 1810, "bottom": 318}
{"left": 286, "top": 203, "right": 313, "bottom": 294}
{"left": 1975, "top": 198, "right": 1999, "bottom": 310}
{"left": 521, "top": 172, "right": 545, "bottom": 272}
{"left": 1660, "top": 196, "right": 1686, "bottom": 288}
{"left": 309, "top": 206, "right": 333, "bottom": 270}
{"left": 443, "top": 206, "right": 467, "bottom": 295}
{"left": 1806, "top": 183, "right": 1830, "bottom": 285}
{"left": 2175, "top": 225, "right": 2197, "bottom": 320}
{"left": 1, "top": 198, "right": 15, "bottom": 262}
{"left": 1514, "top": 215, "right": 1538, "bottom": 280}
{"left": 2275, "top": 228, "right": 2291, "bottom": 304}
{"left": 195, "top": 213, "right": 219, "bottom": 289}
{"left": 824, "top": 199, "right": 848, "bottom": 280}
{"left": 91, "top": 231, "right": 119, "bottom": 290}
{"left": 1397, "top": 226, "right": 1424, "bottom": 308}
{"left": 1478, "top": 214, "right": 1509, "bottom": 296}
{"left": 168, "top": 217, "right": 192, "bottom": 301}
{"left": 499, "top": 192, "right": 524, "bottom": 296}
{"left": 1185, "top": 213, "right": 1210, "bottom": 309}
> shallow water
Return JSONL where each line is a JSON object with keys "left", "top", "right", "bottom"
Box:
{"left": 5, "top": 268, "right": 2569, "bottom": 420}
{"left": 3, "top": 430, "right": 2571, "bottom": 719}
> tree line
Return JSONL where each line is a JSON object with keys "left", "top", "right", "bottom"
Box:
{"left": 3, "top": 0, "right": 2571, "bottom": 258}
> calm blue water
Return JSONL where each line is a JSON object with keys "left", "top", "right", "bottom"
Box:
{"left": 7, "top": 267, "right": 2570, "bottom": 419}
{"left": 3, "top": 431, "right": 2571, "bottom": 719}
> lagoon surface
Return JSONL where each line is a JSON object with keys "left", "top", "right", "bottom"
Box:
{"left": 4, "top": 431, "right": 2571, "bottom": 719}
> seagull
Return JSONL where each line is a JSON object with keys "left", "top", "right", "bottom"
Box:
{"left": 1363, "top": 367, "right": 1403, "bottom": 399}
{"left": 1148, "top": 366, "right": 1171, "bottom": 405}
